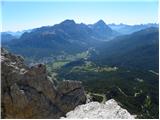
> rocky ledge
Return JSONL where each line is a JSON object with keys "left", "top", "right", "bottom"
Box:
{"left": 62, "top": 99, "right": 135, "bottom": 119}
{"left": 1, "top": 48, "right": 86, "bottom": 118}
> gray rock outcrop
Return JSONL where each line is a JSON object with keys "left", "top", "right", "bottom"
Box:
{"left": 1, "top": 48, "right": 86, "bottom": 118}
{"left": 62, "top": 99, "right": 135, "bottom": 119}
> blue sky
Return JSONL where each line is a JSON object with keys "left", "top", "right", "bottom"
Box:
{"left": 1, "top": 0, "right": 158, "bottom": 32}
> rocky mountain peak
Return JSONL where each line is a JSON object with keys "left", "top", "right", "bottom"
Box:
{"left": 93, "top": 19, "right": 112, "bottom": 32}
{"left": 60, "top": 19, "right": 76, "bottom": 25}
{"left": 95, "top": 19, "right": 106, "bottom": 26}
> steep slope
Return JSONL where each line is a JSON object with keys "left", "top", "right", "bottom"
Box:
{"left": 3, "top": 19, "right": 116, "bottom": 60}
{"left": 89, "top": 20, "right": 119, "bottom": 40}
{"left": 1, "top": 33, "right": 17, "bottom": 43}
{"left": 1, "top": 48, "right": 86, "bottom": 118}
{"left": 4, "top": 21, "right": 88, "bottom": 59}
{"left": 91, "top": 27, "right": 159, "bottom": 71}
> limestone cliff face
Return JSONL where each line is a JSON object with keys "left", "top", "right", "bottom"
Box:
{"left": 1, "top": 48, "right": 86, "bottom": 118}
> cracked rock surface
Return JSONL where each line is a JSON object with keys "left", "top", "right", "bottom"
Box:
{"left": 1, "top": 48, "right": 86, "bottom": 118}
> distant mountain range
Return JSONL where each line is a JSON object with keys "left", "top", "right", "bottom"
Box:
{"left": 91, "top": 27, "right": 159, "bottom": 71}
{"left": 1, "top": 33, "right": 17, "bottom": 43}
{"left": 1, "top": 20, "right": 118, "bottom": 59}
{"left": 2, "top": 20, "right": 158, "bottom": 43}
{"left": 1, "top": 29, "right": 32, "bottom": 44}
{"left": 1, "top": 19, "right": 159, "bottom": 71}
{"left": 108, "top": 23, "right": 158, "bottom": 34}
{"left": 2, "top": 29, "right": 32, "bottom": 38}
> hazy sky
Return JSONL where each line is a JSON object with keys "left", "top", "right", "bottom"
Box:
{"left": 1, "top": 0, "right": 158, "bottom": 32}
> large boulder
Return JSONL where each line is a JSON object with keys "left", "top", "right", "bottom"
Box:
{"left": 1, "top": 48, "right": 86, "bottom": 118}
{"left": 62, "top": 99, "right": 135, "bottom": 119}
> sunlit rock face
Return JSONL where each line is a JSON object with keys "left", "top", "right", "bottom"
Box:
{"left": 1, "top": 48, "right": 86, "bottom": 119}
{"left": 62, "top": 99, "right": 135, "bottom": 119}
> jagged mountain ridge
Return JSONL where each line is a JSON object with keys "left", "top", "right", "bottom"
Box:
{"left": 2, "top": 20, "right": 158, "bottom": 66}
{"left": 2, "top": 19, "right": 118, "bottom": 59}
